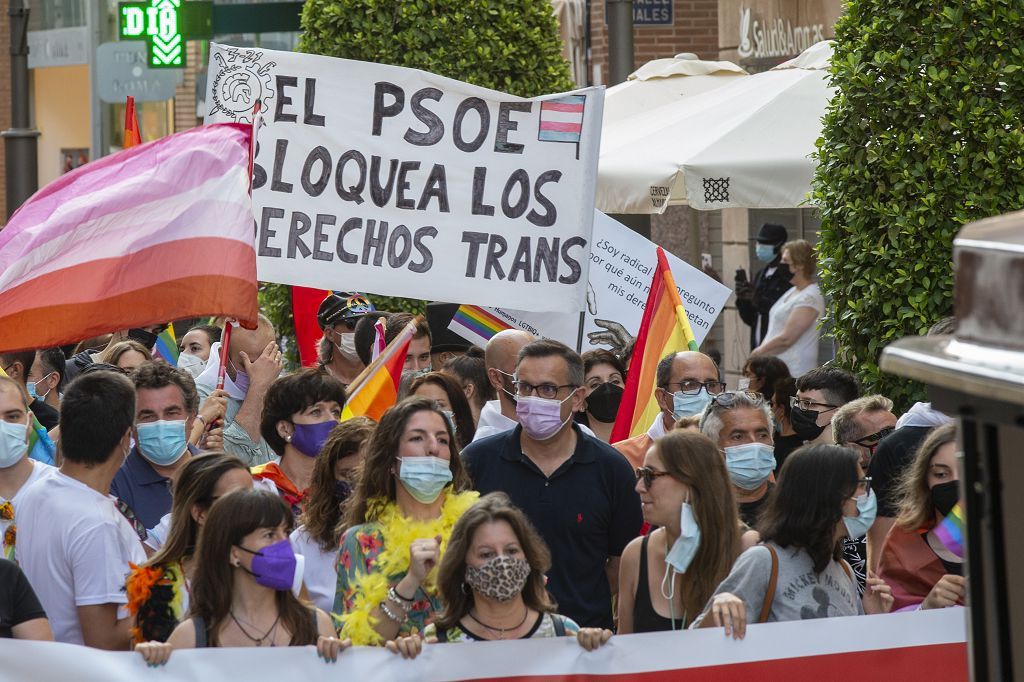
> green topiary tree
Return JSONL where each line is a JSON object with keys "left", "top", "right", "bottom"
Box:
{"left": 811, "top": 0, "right": 1024, "bottom": 410}
{"left": 261, "top": 0, "right": 576, "bottom": 361}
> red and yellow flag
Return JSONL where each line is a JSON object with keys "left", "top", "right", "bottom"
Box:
{"left": 340, "top": 316, "right": 417, "bottom": 421}
{"left": 124, "top": 96, "right": 142, "bottom": 148}
{"left": 611, "top": 247, "right": 698, "bottom": 442}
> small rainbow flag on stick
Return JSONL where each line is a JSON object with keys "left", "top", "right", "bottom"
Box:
{"left": 153, "top": 326, "right": 179, "bottom": 364}
{"left": 447, "top": 305, "right": 513, "bottom": 348}
{"left": 933, "top": 501, "right": 965, "bottom": 558}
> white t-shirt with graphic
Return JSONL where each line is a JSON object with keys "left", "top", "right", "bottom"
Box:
{"left": 16, "top": 471, "right": 146, "bottom": 644}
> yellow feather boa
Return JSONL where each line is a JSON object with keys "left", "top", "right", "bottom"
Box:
{"left": 340, "top": 490, "right": 479, "bottom": 645}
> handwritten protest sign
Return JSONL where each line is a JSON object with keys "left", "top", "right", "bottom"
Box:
{"left": 204, "top": 44, "right": 603, "bottom": 313}
{"left": 450, "top": 211, "right": 731, "bottom": 351}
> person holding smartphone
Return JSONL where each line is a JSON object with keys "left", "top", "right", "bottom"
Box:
{"left": 735, "top": 224, "right": 792, "bottom": 350}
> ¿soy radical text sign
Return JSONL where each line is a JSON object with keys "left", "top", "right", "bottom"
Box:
{"left": 204, "top": 44, "right": 604, "bottom": 313}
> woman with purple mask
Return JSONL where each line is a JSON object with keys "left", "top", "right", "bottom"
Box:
{"left": 135, "top": 488, "right": 349, "bottom": 665}
{"left": 254, "top": 369, "right": 347, "bottom": 517}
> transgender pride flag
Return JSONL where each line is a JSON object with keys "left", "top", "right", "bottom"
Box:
{"left": 0, "top": 123, "right": 259, "bottom": 353}
{"left": 538, "top": 95, "right": 587, "bottom": 159}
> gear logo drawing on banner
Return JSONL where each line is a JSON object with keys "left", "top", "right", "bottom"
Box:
{"left": 702, "top": 177, "right": 730, "bottom": 204}
{"left": 209, "top": 48, "right": 277, "bottom": 124}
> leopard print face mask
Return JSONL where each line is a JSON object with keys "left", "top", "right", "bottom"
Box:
{"left": 464, "top": 555, "right": 531, "bottom": 602}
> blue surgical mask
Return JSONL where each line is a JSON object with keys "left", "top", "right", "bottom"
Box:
{"left": 136, "top": 420, "right": 189, "bottom": 467}
{"left": 0, "top": 420, "right": 29, "bottom": 469}
{"left": 755, "top": 243, "right": 776, "bottom": 262}
{"left": 26, "top": 374, "right": 54, "bottom": 402}
{"left": 397, "top": 456, "right": 453, "bottom": 504}
{"left": 843, "top": 489, "right": 877, "bottom": 539}
{"left": 672, "top": 388, "right": 712, "bottom": 419}
{"left": 665, "top": 501, "right": 701, "bottom": 574}
{"left": 724, "top": 442, "right": 776, "bottom": 490}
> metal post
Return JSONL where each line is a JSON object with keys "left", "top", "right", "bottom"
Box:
{"left": 2, "top": 0, "right": 39, "bottom": 219}
{"left": 606, "top": 0, "right": 635, "bottom": 85}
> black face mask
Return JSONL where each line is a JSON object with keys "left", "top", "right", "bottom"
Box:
{"left": 587, "top": 383, "right": 624, "bottom": 423}
{"left": 776, "top": 263, "right": 792, "bottom": 281}
{"left": 127, "top": 328, "right": 159, "bottom": 350}
{"left": 930, "top": 480, "right": 960, "bottom": 517}
{"left": 790, "top": 405, "right": 826, "bottom": 441}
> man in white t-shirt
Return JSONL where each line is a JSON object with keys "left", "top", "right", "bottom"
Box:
{"left": 473, "top": 329, "right": 534, "bottom": 441}
{"left": 0, "top": 377, "right": 56, "bottom": 562}
{"left": 16, "top": 370, "right": 145, "bottom": 648}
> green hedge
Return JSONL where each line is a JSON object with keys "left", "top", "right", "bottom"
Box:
{"left": 262, "top": 0, "right": 576, "bottom": 364}
{"left": 811, "top": 0, "right": 1024, "bottom": 409}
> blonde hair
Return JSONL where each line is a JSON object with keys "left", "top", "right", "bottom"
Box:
{"left": 894, "top": 424, "right": 957, "bottom": 531}
{"left": 782, "top": 239, "right": 816, "bottom": 279}
{"left": 831, "top": 394, "right": 893, "bottom": 444}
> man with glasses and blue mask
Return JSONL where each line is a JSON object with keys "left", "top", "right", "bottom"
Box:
{"left": 698, "top": 391, "right": 775, "bottom": 526}
{"left": 462, "top": 339, "right": 642, "bottom": 631}
{"left": 831, "top": 394, "right": 897, "bottom": 572}
{"left": 613, "top": 351, "right": 723, "bottom": 469}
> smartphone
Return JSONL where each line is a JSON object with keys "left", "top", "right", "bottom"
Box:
{"left": 701, "top": 253, "right": 713, "bottom": 269}
{"left": 735, "top": 267, "right": 748, "bottom": 284}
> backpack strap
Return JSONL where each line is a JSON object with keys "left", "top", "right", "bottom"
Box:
{"left": 757, "top": 544, "right": 779, "bottom": 624}
{"left": 551, "top": 613, "right": 566, "bottom": 637}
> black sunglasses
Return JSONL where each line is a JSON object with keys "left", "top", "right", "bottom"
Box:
{"left": 634, "top": 466, "right": 672, "bottom": 488}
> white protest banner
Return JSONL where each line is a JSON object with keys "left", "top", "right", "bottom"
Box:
{"left": 450, "top": 210, "right": 731, "bottom": 351}
{"left": 0, "top": 609, "right": 967, "bottom": 681}
{"left": 204, "top": 44, "right": 603, "bottom": 313}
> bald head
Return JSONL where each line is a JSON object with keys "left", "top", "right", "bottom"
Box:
{"left": 228, "top": 314, "right": 277, "bottom": 367}
{"left": 484, "top": 329, "right": 535, "bottom": 374}
{"left": 656, "top": 351, "right": 718, "bottom": 390}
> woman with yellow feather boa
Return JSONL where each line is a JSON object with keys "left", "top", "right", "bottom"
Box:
{"left": 332, "top": 397, "right": 478, "bottom": 645}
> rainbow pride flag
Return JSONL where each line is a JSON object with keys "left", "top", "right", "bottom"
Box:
{"left": 447, "top": 305, "right": 513, "bottom": 348}
{"left": 611, "top": 247, "right": 698, "bottom": 442}
{"left": 933, "top": 501, "right": 964, "bottom": 558}
{"left": 153, "top": 326, "right": 179, "bottom": 364}
{"left": 341, "top": 318, "right": 417, "bottom": 422}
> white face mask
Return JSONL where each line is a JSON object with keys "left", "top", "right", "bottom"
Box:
{"left": 0, "top": 419, "right": 29, "bottom": 469}
{"left": 177, "top": 352, "right": 206, "bottom": 379}
{"left": 334, "top": 332, "right": 360, "bottom": 361}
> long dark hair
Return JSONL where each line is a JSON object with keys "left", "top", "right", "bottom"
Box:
{"left": 302, "top": 417, "right": 376, "bottom": 552}
{"left": 408, "top": 371, "right": 477, "bottom": 448}
{"left": 190, "top": 489, "right": 317, "bottom": 647}
{"left": 339, "top": 397, "right": 473, "bottom": 536}
{"left": 434, "top": 493, "right": 556, "bottom": 630}
{"left": 655, "top": 431, "right": 742, "bottom": 622}
{"left": 757, "top": 444, "right": 860, "bottom": 573}
{"left": 146, "top": 453, "right": 249, "bottom": 568}
{"left": 443, "top": 347, "right": 494, "bottom": 411}
{"left": 742, "top": 355, "right": 791, "bottom": 402}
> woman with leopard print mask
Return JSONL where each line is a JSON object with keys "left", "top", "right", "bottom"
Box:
{"left": 385, "top": 492, "right": 612, "bottom": 656}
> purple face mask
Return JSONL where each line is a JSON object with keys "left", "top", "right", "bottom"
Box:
{"left": 237, "top": 538, "right": 302, "bottom": 593}
{"left": 516, "top": 394, "right": 573, "bottom": 441}
{"left": 291, "top": 420, "right": 336, "bottom": 458}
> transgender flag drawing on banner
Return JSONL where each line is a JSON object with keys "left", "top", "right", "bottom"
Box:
{"left": 538, "top": 94, "right": 586, "bottom": 159}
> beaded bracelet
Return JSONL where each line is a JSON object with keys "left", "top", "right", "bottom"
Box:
{"left": 380, "top": 599, "right": 408, "bottom": 624}
{"left": 388, "top": 587, "right": 414, "bottom": 612}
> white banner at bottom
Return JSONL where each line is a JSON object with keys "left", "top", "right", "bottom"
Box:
{"left": 0, "top": 609, "right": 967, "bottom": 682}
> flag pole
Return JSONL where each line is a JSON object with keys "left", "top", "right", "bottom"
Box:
{"left": 345, "top": 316, "right": 421, "bottom": 398}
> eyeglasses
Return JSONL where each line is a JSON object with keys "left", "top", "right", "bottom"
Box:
{"left": 850, "top": 427, "right": 895, "bottom": 453}
{"left": 790, "top": 396, "right": 840, "bottom": 414}
{"left": 710, "top": 391, "right": 766, "bottom": 409}
{"left": 664, "top": 380, "right": 726, "bottom": 396}
{"left": 635, "top": 466, "right": 672, "bottom": 488}
{"left": 513, "top": 380, "right": 578, "bottom": 400}
{"left": 851, "top": 477, "right": 873, "bottom": 498}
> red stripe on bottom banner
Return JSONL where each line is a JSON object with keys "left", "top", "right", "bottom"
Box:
{"left": 457, "top": 642, "right": 968, "bottom": 682}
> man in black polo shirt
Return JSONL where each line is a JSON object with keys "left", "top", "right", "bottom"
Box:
{"left": 461, "top": 340, "right": 642, "bottom": 630}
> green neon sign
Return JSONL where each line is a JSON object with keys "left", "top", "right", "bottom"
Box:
{"left": 118, "top": 0, "right": 213, "bottom": 68}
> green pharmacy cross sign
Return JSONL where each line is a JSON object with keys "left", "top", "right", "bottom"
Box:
{"left": 118, "top": 0, "right": 213, "bottom": 68}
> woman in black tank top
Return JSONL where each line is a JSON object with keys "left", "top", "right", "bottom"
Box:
{"left": 136, "top": 490, "right": 349, "bottom": 666}
{"left": 617, "top": 432, "right": 745, "bottom": 634}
